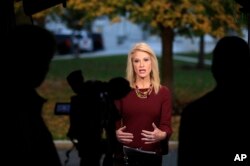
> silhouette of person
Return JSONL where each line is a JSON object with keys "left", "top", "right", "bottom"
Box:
{"left": 178, "top": 36, "right": 250, "bottom": 166}
{"left": 66, "top": 70, "right": 104, "bottom": 166}
{"left": 66, "top": 70, "right": 131, "bottom": 166}
{"left": 3, "top": 24, "right": 62, "bottom": 165}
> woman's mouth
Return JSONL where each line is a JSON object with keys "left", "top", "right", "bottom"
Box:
{"left": 139, "top": 69, "right": 146, "bottom": 74}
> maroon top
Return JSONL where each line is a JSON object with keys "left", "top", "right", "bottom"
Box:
{"left": 115, "top": 86, "right": 172, "bottom": 154}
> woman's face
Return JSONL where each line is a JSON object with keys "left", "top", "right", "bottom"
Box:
{"left": 132, "top": 51, "right": 152, "bottom": 79}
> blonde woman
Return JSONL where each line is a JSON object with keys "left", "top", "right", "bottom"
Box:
{"left": 115, "top": 42, "right": 173, "bottom": 166}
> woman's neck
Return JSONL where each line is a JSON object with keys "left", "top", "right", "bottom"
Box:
{"left": 135, "top": 77, "right": 151, "bottom": 89}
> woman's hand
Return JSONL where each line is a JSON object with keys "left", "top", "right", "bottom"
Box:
{"left": 116, "top": 126, "right": 134, "bottom": 144}
{"left": 141, "top": 123, "right": 167, "bottom": 144}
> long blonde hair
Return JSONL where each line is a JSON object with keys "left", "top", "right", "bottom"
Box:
{"left": 126, "top": 42, "right": 161, "bottom": 94}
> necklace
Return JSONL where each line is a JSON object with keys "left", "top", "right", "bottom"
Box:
{"left": 135, "top": 84, "right": 153, "bottom": 98}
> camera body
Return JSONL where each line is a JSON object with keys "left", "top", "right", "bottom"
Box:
{"left": 54, "top": 80, "right": 111, "bottom": 115}
{"left": 54, "top": 70, "right": 131, "bottom": 163}
{"left": 54, "top": 69, "right": 131, "bottom": 116}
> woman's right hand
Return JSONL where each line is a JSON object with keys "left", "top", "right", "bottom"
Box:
{"left": 116, "top": 126, "right": 133, "bottom": 144}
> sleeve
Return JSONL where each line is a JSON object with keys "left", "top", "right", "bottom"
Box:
{"left": 159, "top": 86, "right": 173, "bottom": 154}
{"left": 159, "top": 86, "right": 173, "bottom": 138}
{"left": 114, "top": 99, "right": 123, "bottom": 130}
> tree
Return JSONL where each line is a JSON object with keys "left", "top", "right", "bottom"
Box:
{"left": 57, "top": 0, "right": 91, "bottom": 31}
{"left": 192, "top": 0, "right": 242, "bottom": 69}
{"left": 79, "top": 0, "right": 239, "bottom": 89}
{"left": 44, "top": 0, "right": 246, "bottom": 114}
{"left": 16, "top": 0, "right": 245, "bottom": 89}
{"left": 64, "top": 0, "right": 209, "bottom": 90}
{"left": 235, "top": 0, "right": 250, "bottom": 48}
{"left": 14, "top": 0, "right": 66, "bottom": 27}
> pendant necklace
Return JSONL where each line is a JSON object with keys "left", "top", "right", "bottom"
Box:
{"left": 135, "top": 84, "right": 153, "bottom": 99}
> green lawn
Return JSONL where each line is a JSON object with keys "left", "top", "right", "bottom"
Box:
{"left": 38, "top": 54, "right": 215, "bottom": 141}
{"left": 175, "top": 52, "right": 213, "bottom": 60}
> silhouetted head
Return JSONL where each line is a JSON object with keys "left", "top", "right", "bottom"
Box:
{"left": 8, "top": 24, "right": 56, "bottom": 88}
{"left": 108, "top": 77, "right": 131, "bottom": 100}
{"left": 67, "top": 70, "right": 85, "bottom": 94}
{"left": 211, "top": 36, "right": 250, "bottom": 87}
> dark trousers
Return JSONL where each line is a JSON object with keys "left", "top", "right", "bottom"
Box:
{"left": 123, "top": 146, "right": 162, "bottom": 166}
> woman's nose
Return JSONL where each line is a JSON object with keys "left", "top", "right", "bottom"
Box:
{"left": 139, "top": 61, "right": 144, "bottom": 67}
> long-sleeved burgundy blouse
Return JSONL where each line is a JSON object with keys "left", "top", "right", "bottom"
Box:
{"left": 115, "top": 86, "right": 173, "bottom": 154}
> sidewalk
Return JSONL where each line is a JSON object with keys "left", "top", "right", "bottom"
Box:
{"left": 53, "top": 38, "right": 212, "bottom": 66}
{"left": 54, "top": 140, "right": 178, "bottom": 166}
{"left": 54, "top": 52, "right": 212, "bottom": 66}
{"left": 55, "top": 140, "right": 79, "bottom": 166}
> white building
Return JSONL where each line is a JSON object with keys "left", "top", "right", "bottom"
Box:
{"left": 91, "top": 16, "right": 219, "bottom": 54}
{"left": 46, "top": 16, "right": 248, "bottom": 55}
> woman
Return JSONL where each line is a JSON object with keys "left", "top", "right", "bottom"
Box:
{"left": 115, "top": 42, "right": 173, "bottom": 166}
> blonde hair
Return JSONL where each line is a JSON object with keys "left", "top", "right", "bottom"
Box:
{"left": 126, "top": 42, "right": 161, "bottom": 94}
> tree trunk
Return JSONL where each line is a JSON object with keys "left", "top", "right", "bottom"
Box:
{"left": 160, "top": 26, "right": 179, "bottom": 114}
{"left": 196, "top": 34, "right": 205, "bottom": 69}
{"left": 160, "top": 26, "right": 174, "bottom": 92}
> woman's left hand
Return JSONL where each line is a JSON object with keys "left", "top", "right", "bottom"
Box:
{"left": 141, "top": 123, "right": 167, "bottom": 144}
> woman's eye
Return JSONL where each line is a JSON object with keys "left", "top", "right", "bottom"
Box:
{"left": 144, "top": 58, "right": 149, "bottom": 61}
{"left": 133, "top": 59, "right": 139, "bottom": 63}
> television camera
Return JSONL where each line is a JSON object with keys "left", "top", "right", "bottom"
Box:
{"left": 54, "top": 69, "right": 131, "bottom": 165}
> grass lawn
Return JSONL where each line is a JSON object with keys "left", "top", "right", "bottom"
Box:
{"left": 38, "top": 54, "right": 215, "bottom": 141}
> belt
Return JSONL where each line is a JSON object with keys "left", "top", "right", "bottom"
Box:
{"left": 123, "top": 146, "right": 156, "bottom": 155}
